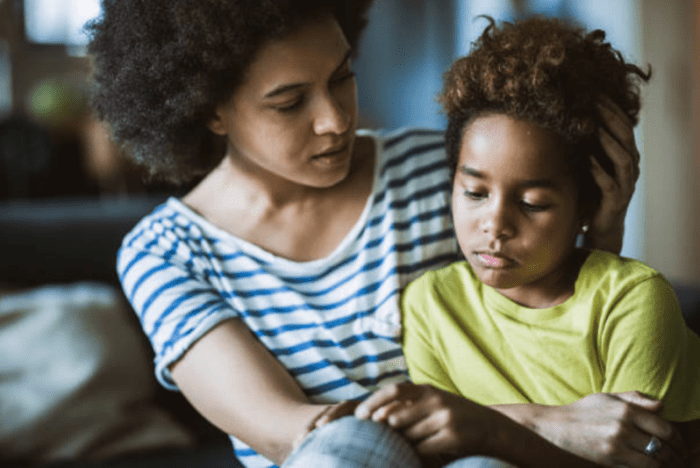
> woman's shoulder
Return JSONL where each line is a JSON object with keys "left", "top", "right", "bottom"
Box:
{"left": 366, "top": 127, "right": 446, "bottom": 170}
{"left": 119, "top": 197, "right": 213, "bottom": 256}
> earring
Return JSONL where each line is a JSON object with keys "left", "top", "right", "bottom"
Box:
{"left": 580, "top": 223, "right": 589, "bottom": 234}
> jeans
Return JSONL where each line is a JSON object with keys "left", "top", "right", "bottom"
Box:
{"left": 282, "top": 416, "right": 517, "bottom": 468}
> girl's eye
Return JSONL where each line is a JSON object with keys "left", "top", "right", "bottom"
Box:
{"left": 464, "top": 190, "right": 485, "bottom": 200}
{"left": 521, "top": 201, "right": 550, "bottom": 212}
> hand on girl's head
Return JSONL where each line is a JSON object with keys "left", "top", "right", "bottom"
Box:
{"left": 585, "top": 96, "right": 642, "bottom": 253}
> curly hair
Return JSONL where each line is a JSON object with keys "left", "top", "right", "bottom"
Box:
{"left": 440, "top": 16, "right": 650, "bottom": 218}
{"left": 86, "top": 0, "right": 374, "bottom": 185}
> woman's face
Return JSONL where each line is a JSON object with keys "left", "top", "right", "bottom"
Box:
{"left": 208, "top": 15, "right": 358, "bottom": 189}
{"left": 451, "top": 114, "right": 582, "bottom": 308}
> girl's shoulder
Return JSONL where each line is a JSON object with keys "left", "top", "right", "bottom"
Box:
{"left": 577, "top": 249, "right": 672, "bottom": 302}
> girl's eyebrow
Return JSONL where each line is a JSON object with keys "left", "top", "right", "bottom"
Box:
{"left": 458, "top": 165, "right": 559, "bottom": 189}
{"left": 263, "top": 49, "right": 353, "bottom": 99}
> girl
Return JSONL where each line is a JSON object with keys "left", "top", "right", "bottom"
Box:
{"left": 88, "top": 3, "right": 666, "bottom": 467}
{"left": 356, "top": 16, "right": 700, "bottom": 468}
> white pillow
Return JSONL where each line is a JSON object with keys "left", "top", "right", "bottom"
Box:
{"left": 0, "top": 282, "right": 196, "bottom": 463}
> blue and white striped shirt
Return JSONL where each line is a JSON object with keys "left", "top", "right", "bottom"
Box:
{"left": 117, "top": 128, "right": 458, "bottom": 467}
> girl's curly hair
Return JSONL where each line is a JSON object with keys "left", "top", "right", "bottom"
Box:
{"left": 440, "top": 16, "right": 650, "bottom": 218}
{"left": 86, "top": 0, "right": 374, "bottom": 185}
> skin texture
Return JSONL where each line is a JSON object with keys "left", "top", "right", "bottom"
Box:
{"left": 354, "top": 114, "right": 695, "bottom": 468}
{"left": 452, "top": 114, "right": 582, "bottom": 309}
{"left": 168, "top": 15, "right": 665, "bottom": 468}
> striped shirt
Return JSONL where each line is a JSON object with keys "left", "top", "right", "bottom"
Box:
{"left": 117, "top": 127, "right": 458, "bottom": 467}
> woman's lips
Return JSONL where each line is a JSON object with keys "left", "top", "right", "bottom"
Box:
{"left": 311, "top": 143, "right": 350, "bottom": 166}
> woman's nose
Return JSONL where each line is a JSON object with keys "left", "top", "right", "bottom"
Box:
{"left": 313, "top": 93, "right": 351, "bottom": 135}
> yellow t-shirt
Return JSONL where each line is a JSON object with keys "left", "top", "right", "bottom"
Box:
{"left": 401, "top": 249, "right": 700, "bottom": 421}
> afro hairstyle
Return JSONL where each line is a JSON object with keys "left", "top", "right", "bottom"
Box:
{"left": 87, "top": 0, "right": 374, "bottom": 185}
{"left": 440, "top": 16, "right": 650, "bottom": 219}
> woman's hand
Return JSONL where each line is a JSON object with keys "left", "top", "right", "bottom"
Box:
{"left": 354, "top": 382, "right": 493, "bottom": 458}
{"left": 587, "top": 96, "right": 641, "bottom": 254}
{"left": 496, "top": 391, "right": 687, "bottom": 467}
{"left": 293, "top": 400, "right": 360, "bottom": 449}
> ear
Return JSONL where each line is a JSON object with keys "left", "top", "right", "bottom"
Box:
{"left": 207, "top": 108, "right": 228, "bottom": 136}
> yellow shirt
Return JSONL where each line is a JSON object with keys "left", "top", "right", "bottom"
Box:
{"left": 401, "top": 250, "right": 700, "bottom": 421}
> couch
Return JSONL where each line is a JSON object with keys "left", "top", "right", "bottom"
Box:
{"left": 1, "top": 195, "right": 699, "bottom": 468}
{"left": 0, "top": 195, "right": 243, "bottom": 468}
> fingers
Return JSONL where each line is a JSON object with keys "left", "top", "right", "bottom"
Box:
{"left": 632, "top": 416, "right": 687, "bottom": 460}
{"left": 597, "top": 96, "right": 639, "bottom": 162}
{"left": 313, "top": 400, "right": 359, "bottom": 428}
{"left": 599, "top": 126, "right": 639, "bottom": 187}
{"left": 614, "top": 391, "right": 663, "bottom": 412}
{"left": 629, "top": 434, "right": 687, "bottom": 468}
{"left": 355, "top": 382, "right": 418, "bottom": 420}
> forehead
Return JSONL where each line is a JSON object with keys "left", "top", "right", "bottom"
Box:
{"left": 239, "top": 15, "right": 350, "bottom": 93}
{"left": 459, "top": 114, "right": 570, "bottom": 179}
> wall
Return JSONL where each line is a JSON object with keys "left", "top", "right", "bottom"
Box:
{"left": 639, "top": 0, "right": 700, "bottom": 285}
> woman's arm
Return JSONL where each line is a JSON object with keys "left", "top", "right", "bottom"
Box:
{"left": 170, "top": 318, "right": 333, "bottom": 465}
{"left": 492, "top": 393, "right": 686, "bottom": 467}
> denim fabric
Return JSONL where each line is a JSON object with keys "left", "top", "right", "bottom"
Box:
{"left": 282, "top": 416, "right": 517, "bottom": 468}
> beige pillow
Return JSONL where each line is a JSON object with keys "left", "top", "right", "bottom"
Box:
{"left": 0, "top": 282, "right": 196, "bottom": 463}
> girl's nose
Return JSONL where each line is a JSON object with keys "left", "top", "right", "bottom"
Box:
{"left": 481, "top": 199, "right": 516, "bottom": 239}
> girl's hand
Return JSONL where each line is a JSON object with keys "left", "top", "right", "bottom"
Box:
{"left": 354, "top": 382, "right": 492, "bottom": 458}
{"left": 522, "top": 391, "right": 687, "bottom": 467}
{"left": 587, "top": 96, "right": 641, "bottom": 254}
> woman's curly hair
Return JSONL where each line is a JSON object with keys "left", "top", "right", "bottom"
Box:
{"left": 86, "top": 0, "right": 374, "bottom": 185}
{"left": 440, "top": 16, "right": 650, "bottom": 218}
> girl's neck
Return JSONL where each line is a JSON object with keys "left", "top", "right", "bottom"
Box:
{"left": 495, "top": 249, "right": 590, "bottom": 309}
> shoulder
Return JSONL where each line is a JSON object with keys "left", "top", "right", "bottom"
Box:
{"left": 579, "top": 249, "right": 671, "bottom": 298}
{"left": 118, "top": 198, "right": 215, "bottom": 273}
{"left": 369, "top": 127, "right": 446, "bottom": 174}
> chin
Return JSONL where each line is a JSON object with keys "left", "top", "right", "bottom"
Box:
{"left": 475, "top": 269, "right": 522, "bottom": 290}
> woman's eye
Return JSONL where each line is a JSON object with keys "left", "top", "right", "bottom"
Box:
{"left": 274, "top": 98, "right": 304, "bottom": 113}
{"left": 332, "top": 71, "right": 356, "bottom": 84}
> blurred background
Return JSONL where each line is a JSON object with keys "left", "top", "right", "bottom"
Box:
{"left": 1, "top": 0, "right": 699, "bottom": 285}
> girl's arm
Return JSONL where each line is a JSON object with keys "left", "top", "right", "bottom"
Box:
{"left": 355, "top": 382, "right": 598, "bottom": 468}
{"left": 586, "top": 96, "right": 641, "bottom": 254}
{"left": 170, "top": 318, "right": 340, "bottom": 465}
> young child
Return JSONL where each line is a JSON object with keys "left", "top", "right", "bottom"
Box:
{"left": 355, "top": 17, "right": 700, "bottom": 467}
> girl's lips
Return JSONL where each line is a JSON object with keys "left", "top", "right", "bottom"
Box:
{"left": 475, "top": 252, "right": 515, "bottom": 268}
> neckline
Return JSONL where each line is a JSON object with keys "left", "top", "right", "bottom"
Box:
{"left": 169, "top": 129, "right": 381, "bottom": 270}
{"left": 482, "top": 249, "right": 596, "bottom": 322}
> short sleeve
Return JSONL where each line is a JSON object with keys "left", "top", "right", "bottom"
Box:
{"left": 401, "top": 277, "right": 460, "bottom": 395}
{"left": 600, "top": 275, "right": 700, "bottom": 421}
{"left": 117, "top": 240, "right": 239, "bottom": 390}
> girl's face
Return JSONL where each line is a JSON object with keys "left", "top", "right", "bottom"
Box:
{"left": 208, "top": 15, "right": 358, "bottom": 189}
{"left": 452, "top": 114, "right": 583, "bottom": 308}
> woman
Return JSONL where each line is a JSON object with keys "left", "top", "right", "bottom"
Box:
{"left": 87, "top": 1, "right": 674, "bottom": 467}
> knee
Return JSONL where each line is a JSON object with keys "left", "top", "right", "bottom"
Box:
{"left": 444, "top": 455, "right": 519, "bottom": 468}
{"left": 283, "top": 416, "right": 421, "bottom": 468}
